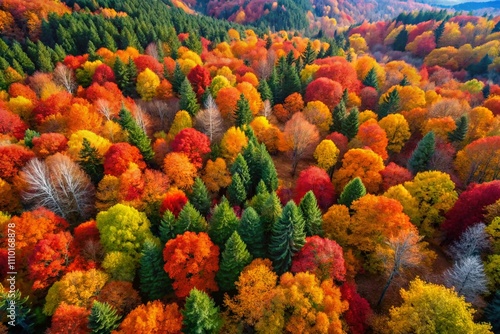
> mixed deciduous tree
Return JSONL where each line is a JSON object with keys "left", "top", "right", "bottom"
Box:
{"left": 163, "top": 231, "right": 219, "bottom": 298}
{"left": 114, "top": 301, "right": 182, "bottom": 334}
{"left": 163, "top": 152, "right": 197, "bottom": 190}
{"left": 294, "top": 166, "right": 335, "bottom": 211}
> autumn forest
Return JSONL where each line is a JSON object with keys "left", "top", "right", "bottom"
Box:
{"left": 0, "top": 0, "right": 500, "bottom": 333}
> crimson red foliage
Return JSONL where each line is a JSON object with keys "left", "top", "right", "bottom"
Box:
{"left": 360, "top": 86, "right": 379, "bottom": 111}
{"left": 33, "top": 91, "right": 73, "bottom": 124}
{"left": 92, "top": 64, "right": 116, "bottom": 85}
{"left": 160, "top": 189, "right": 188, "bottom": 217}
{"left": 170, "top": 128, "right": 211, "bottom": 169}
{"left": 291, "top": 236, "right": 346, "bottom": 282}
{"left": 187, "top": 65, "right": 212, "bottom": 99}
{"left": 442, "top": 180, "right": 500, "bottom": 239}
{"left": 0, "top": 108, "right": 27, "bottom": 140}
{"left": 294, "top": 166, "right": 335, "bottom": 211}
{"left": 0, "top": 144, "right": 35, "bottom": 181}
{"left": 340, "top": 282, "right": 372, "bottom": 334}
{"left": 103, "top": 143, "right": 146, "bottom": 177}
{"left": 72, "top": 220, "right": 100, "bottom": 251}
{"left": 64, "top": 55, "right": 89, "bottom": 70}
{"left": 134, "top": 55, "right": 164, "bottom": 77}
{"left": 304, "top": 78, "right": 343, "bottom": 110}
{"left": 314, "top": 57, "right": 361, "bottom": 94}
{"left": 379, "top": 162, "right": 413, "bottom": 192}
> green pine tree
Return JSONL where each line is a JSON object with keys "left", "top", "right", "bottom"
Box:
{"left": 88, "top": 301, "right": 121, "bottom": 334}
{"left": 408, "top": 131, "right": 435, "bottom": 175}
{"left": 208, "top": 197, "right": 240, "bottom": 249}
{"left": 338, "top": 177, "right": 366, "bottom": 208}
{"left": 485, "top": 291, "right": 500, "bottom": 334}
{"left": 0, "top": 290, "right": 35, "bottom": 333}
{"left": 258, "top": 79, "right": 273, "bottom": 105}
{"left": 268, "top": 66, "right": 283, "bottom": 104}
{"left": 159, "top": 210, "right": 176, "bottom": 244}
{"left": 341, "top": 108, "right": 359, "bottom": 140}
{"left": 103, "top": 31, "right": 117, "bottom": 52}
{"left": 399, "top": 75, "right": 410, "bottom": 86}
{"left": 260, "top": 192, "right": 283, "bottom": 232}
{"left": 11, "top": 59, "right": 24, "bottom": 77}
{"left": 182, "top": 289, "right": 222, "bottom": 334}
{"left": 176, "top": 202, "right": 208, "bottom": 234}
{"left": 341, "top": 88, "right": 349, "bottom": 105}
{"left": 118, "top": 107, "right": 154, "bottom": 163}
{"left": 249, "top": 180, "right": 270, "bottom": 211}
{"left": 228, "top": 173, "right": 247, "bottom": 206}
{"left": 216, "top": 231, "right": 253, "bottom": 291}
{"left": 230, "top": 154, "right": 251, "bottom": 193}
{"left": 124, "top": 58, "right": 137, "bottom": 96}
{"left": 269, "top": 201, "right": 306, "bottom": 275}
{"left": 298, "top": 191, "right": 323, "bottom": 237}
{"left": 261, "top": 148, "right": 279, "bottom": 192}
{"left": 302, "top": 42, "right": 317, "bottom": 65}
{"left": 113, "top": 57, "right": 129, "bottom": 93}
{"left": 332, "top": 100, "right": 347, "bottom": 132}
{"left": 188, "top": 178, "right": 211, "bottom": 216}
{"left": 0, "top": 57, "right": 9, "bottom": 71}
{"left": 78, "top": 138, "right": 104, "bottom": 184}
{"left": 11, "top": 42, "right": 35, "bottom": 75}
{"left": 237, "top": 207, "right": 266, "bottom": 258}
{"left": 235, "top": 94, "right": 252, "bottom": 127}
{"left": 179, "top": 77, "right": 200, "bottom": 116}
{"left": 184, "top": 31, "right": 203, "bottom": 54}
{"left": 172, "top": 62, "right": 185, "bottom": 94}
{"left": 282, "top": 64, "right": 302, "bottom": 98}
{"left": 87, "top": 41, "right": 99, "bottom": 61}
{"left": 378, "top": 89, "right": 400, "bottom": 118}
{"left": 243, "top": 140, "right": 262, "bottom": 189}
{"left": 448, "top": 115, "right": 468, "bottom": 143}
{"left": 435, "top": 20, "right": 446, "bottom": 44}
{"left": 37, "top": 41, "right": 54, "bottom": 73}
{"left": 363, "top": 67, "right": 379, "bottom": 90}
{"left": 23, "top": 129, "right": 40, "bottom": 148}
{"left": 393, "top": 28, "right": 408, "bottom": 52}
{"left": 139, "top": 239, "right": 172, "bottom": 300}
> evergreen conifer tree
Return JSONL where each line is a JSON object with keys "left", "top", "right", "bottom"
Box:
{"left": 188, "top": 178, "right": 211, "bottom": 216}
{"left": 159, "top": 210, "right": 176, "bottom": 244}
{"left": 24, "top": 129, "right": 40, "bottom": 148}
{"left": 282, "top": 65, "right": 302, "bottom": 98}
{"left": 338, "top": 177, "right": 366, "bottom": 208}
{"left": 37, "top": 41, "right": 54, "bottom": 73}
{"left": 332, "top": 100, "right": 347, "bottom": 132}
{"left": 448, "top": 115, "right": 468, "bottom": 143}
{"left": 258, "top": 79, "right": 273, "bottom": 105}
{"left": 378, "top": 89, "right": 400, "bottom": 118}
{"left": 261, "top": 148, "right": 279, "bottom": 192}
{"left": 179, "top": 77, "right": 200, "bottom": 116}
{"left": 485, "top": 291, "right": 500, "bottom": 334}
{"left": 176, "top": 202, "right": 208, "bottom": 234}
{"left": 78, "top": 138, "right": 104, "bottom": 184}
{"left": 185, "top": 31, "right": 202, "bottom": 54}
{"left": 408, "top": 131, "right": 435, "bottom": 174}
{"left": 341, "top": 108, "right": 359, "bottom": 140}
{"left": 230, "top": 154, "right": 251, "bottom": 193}
{"left": 208, "top": 197, "right": 240, "bottom": 249}
{"left": 12, "top": 42, "right": 35, "bottom": 75}
{"left": 228, "top": 173, "right": 247, "bottom": 206}
{"left": 113, "top": 57, "right": 129, "bottom": 92}
{"left": 216, "top": 231, "right": 253, "bottom": 291}
{"left": 124, "top": 58, "right": 138, "bottom": 96}
{"left": 302, "top": 42, "right": 317, "bottom": 65}
{"left": 260, "top": 192, "right": 283, "bottom": 232}
{"left": 393, "top": 28, "right": 408, "bottom": 51}
{"left": 363, "top": 67, "right": 379, "bottom": 90}
{"left": 237, "top": 207, "right": 266, "bottom": 258}
{"left": 88, "top": 301, "right": 121, "bottom": 334}
{"left": 399, "top": 75, "right": 410, "bottom": 86}
{"left": 269, "top": 201, "right": 306, "bottom": 274}
{"left": 435, "top": 20, "right": 446, "bottom": 44}
{"left": 139, "top": 240, "right": 172, "bottom": 300}
{"left": 118, "top": 107, "right": 154, "bottom": 162}
{"left": 172, "top": 62, "right": 185, "bottom": 94}
{"left": 298, "top": 191, "right": 323, "bottom": 237}
{"left": 182, "top": 289, "right": 222, "bottom": 334}
{"left": 235, "top": 94, "right": 252, "bottom": 127}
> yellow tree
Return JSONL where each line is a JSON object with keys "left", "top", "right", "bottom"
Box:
{"left": 302, "top": 101, "right": 332, "bottom": 134}
{"left": 404, "top": 171, "right": 458, "bottom": 236}
{"left": 220, "top": 127, "right": 248, "bottom": 163}
{"left": 314, "top": 139, "right": 339, "bottom": 175}
{"left": 202, "top": 158, "right": 232, "bottom": 193}
{"left": 163, "top": 152, "right": 197, "bottom": 190}
{"left": 378, "top": 114, "right": 410, "bottom": 153}
{"left": 322, "top": 204, "right": 350, "bottom": 247}
{"left": 387, "top": 278, "right": 492, "bottom": 334}
{"left": 136, "top": 68, "right": 160, "bottom": 101}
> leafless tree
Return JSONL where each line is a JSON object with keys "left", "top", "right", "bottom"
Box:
{"left": 261, "top": 100, "right": 272, "bottom": 119}
{"left": 195, "top": 94, "right": 224, "bottom": 142}
{"left": 53, "top": 63, "right": 77, "bottom": 94}
{"left": 145, "top": 42, "right": 159, "bottom": 60}
{"left": 443, "top": 256, "right": 488, "bottom": 304}
{"left": 376, "top": 229, "right": 433, "bottom": 306}
{"left": 21, "top": 153, "right": 95, "bottom": 226}
{"left": 96, "top": 99, "right": 113, "bottom": 121}
{"left": 448, "top": 223, "right": 490, "bottom": 261}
